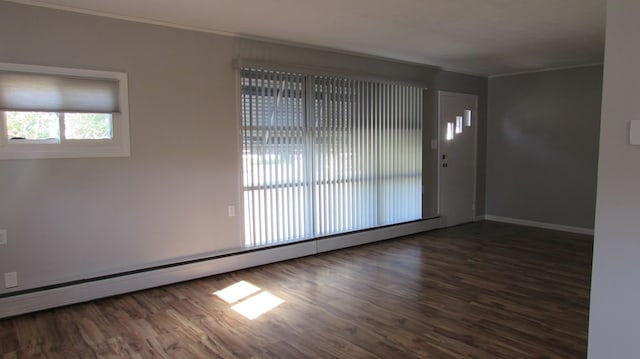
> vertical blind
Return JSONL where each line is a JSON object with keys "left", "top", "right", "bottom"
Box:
{"left": 241, "top": 68, "right": 422, "bottom": 247}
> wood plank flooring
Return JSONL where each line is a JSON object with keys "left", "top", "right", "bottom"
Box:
{"left": 0, "top": 221, "right": 593, "bottom": 358}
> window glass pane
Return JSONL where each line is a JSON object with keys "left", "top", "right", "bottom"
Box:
{"left": 5, "top": 111, "right": 60, "bottom": 140}
{"left": 64, "top": 113, "right": 112, "bottom": 140}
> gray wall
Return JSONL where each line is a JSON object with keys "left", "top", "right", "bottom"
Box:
{"left": 588, "top": 0, "right": 640, "bottom": 357}
{"left": 0, "top": 2, "right": 487, "bottom": 296}
{"left": 486, "top": 66, "right": 603, "bottom": 229}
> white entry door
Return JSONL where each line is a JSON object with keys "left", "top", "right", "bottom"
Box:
{"left": 438, "top": 91, "right": 478, "bottom": 227}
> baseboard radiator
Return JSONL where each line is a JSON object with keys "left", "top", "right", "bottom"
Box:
{"left": 0, "top": 218, "right": 440, "bottom": 319}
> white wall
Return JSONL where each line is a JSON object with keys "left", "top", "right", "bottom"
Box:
{"left": 0, "top": 2, "right": 241, "bottom": 294}
{"left": 588, "top": 0, "right": 640, "bottom": 357}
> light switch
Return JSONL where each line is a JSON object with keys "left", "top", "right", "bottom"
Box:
{"left": 631, "top": 120, "right": 640, "bottom": 145}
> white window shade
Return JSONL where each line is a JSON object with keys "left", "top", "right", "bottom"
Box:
{"left": 0, "top": 71, "right": 120, "bottom": 113}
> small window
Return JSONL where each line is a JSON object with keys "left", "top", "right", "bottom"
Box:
{"left": 0, "top": 63, "right": 129, "bottom": 159}
{"left": 5, "top": 112, "right": 113, "bottom": 142}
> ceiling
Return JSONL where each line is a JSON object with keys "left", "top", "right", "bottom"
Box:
{"left": 8, "top": 0, "right": 606, "bottom": 76}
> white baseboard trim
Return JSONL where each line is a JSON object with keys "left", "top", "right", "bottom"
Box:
{"left": 0, "top": 218, "right": 440, "bottom": 319}
{"left": 483, "top": 215, "right": 594, "bottom": 235}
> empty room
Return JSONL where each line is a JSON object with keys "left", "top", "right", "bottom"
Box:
{"left": 0, "top": 0, "right": 637, "bottom": 358}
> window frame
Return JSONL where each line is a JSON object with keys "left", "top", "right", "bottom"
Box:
{"left": 0, "top": 63, "right": 130, "bottom": 160}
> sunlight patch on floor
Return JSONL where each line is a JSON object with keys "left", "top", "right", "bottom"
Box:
{"left": 231, "top": 291, "right": 285, "bottom": 320}
{"left": 213, "top": 281, "right": 285, "bottom": 320}
{"left": 213, "top": 280, "right": 260, "bottom": 304}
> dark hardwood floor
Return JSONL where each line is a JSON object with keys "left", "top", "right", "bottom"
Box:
{"left": 0, "top": 221, "right": 593, "bottom": 358}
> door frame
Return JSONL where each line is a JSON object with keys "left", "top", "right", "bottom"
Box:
{"left": 437, "top": 90, "right": 479, "bottom": 223}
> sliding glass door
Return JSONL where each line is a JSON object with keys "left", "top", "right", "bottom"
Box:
{"left": 241, "top": 68, "right": 423, "bottom": 247}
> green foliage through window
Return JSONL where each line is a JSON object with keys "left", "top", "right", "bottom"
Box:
{"left": 4, "top": 111, "right": 112, "bottom": 141}
{"left": 64, "top": 113, "right": 112, "bottom": 140}
{"left": 6, "top": 112, "right": 59, "bottom": 140}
